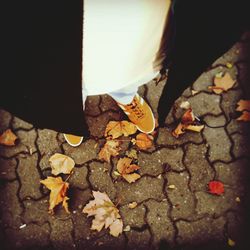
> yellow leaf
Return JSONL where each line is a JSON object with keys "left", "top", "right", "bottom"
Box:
{"left": 168, "top": 185, "right": 176, "bottom": 189}
{"left": 0, "top": 129, "right": 18, "bottom": 146}
{"left": 211, "top": 72, "right": 236, "bottom": 94}
{"left": 186, "top": 124, "right": 204, "bottom": 132}
{"left": 172, "top": 123, "right": 187, "bottom": 138}
{"left": 236, "top": 99, "right": 250, "bottom": 112}
{"left": 191, "top": 90, "right": 199, "bottom": 95}
{"left": 125, "top": 149, "right": 138, "bottom": 159}
{"left": 98, "top": 140, "right": 121, "bottom": 163}
{"left": 123, "top": 173, "right": 141, "bottom": 183}
{"left": 226, "top": 62, "right": 233, "bottom": 68}
{"left": 180, "top": 101, "right": 191, "bottom": 110}
{"left": 237, "top": 111, "right": 250, "bottom": 122}
{"left": 128, "top": 202, "right": 138, "bottom": 209}
{"left": 105, "top": 121, "right": 137, "bottom": 139}
{"left": 228, "top": 238, "right": 236, "bottom": 247}
{"left": 40, "top": 176, "right": 70, "bottom": 214}
{"left": 49, "top": 153, "right": 75, "bottom": 175}
{"left": 135, "top": 133, "right": 154, "bottom": 150}
{"left": 83, "top": 191, "right": 123, "bottom": 237}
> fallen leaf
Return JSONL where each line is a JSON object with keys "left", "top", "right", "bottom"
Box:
{"left": 235, "top": 197, "right": 241, "bottom": 203}
{"left": 210, "top": 72, "right": 236, "bottom": 94}
{"left": 172, "top": 123, "right": 186, "bottom": 138}
{"left": 226, "top": 62, "right": 233, "bottom": 69}
{"left": 99, "top": 140, "right": 121, "bottom": 163}
{"left": 181, "top": 108, "right": 195, "bottom": 124}
{"left": 105, "top": 121, "right": 137, "bottom": 139}
{"left": 236, "top": 99, "right": 250, "bottom": 112}
{"left": 168, "top": 184, "right": 176, "bottom": 189}
{"left": 40, "top": 176, "right": 70, "bottom": 214}
{"left": 123, "top": 225, "right": 131, "bottom": 232}
{"left": 128, "top": 202, "right": 138, "bottom": 209}
{"left": 49, "top": 153, "right": 75, "bottom": 175}
{"left": 186, "top": 124, "right": 205, "bottom": 132}
{"left": 0, "top": 129, "right": 18, "bottom": 146}
{"left": 228, "top": 238, "right": 236, "bottom": 247}
{"left": 83, "top": 191, "right": 123, "bottom": 237}
{"left": 134, "top": 133, "right": 154, "bottom": 150}
{"left": 125, "top": 149, "right": 138, "bottom": 159}
{"left": 117, "top": 157, "right": 141, "bottom": 183}
{"left": 236, "top": 111, "right": 250, "bottom": 122}
{"left": 191, "top": 90, "right": 199, "bottom": 95}
{"left": 208, "top": 180, "right": 224, "bottom": 195}
{"left": 180, "top": 101, "right": 191, "bottom": 110}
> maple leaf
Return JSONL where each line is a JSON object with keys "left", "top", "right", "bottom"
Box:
{"left": 49, "top": 153, "right": 75, "bottom": 175}
{"left": 0, "top": 129, "right": 18, "bottom": 146}
{"left": 133, "top": 133, "right": 154, "bottom": 150}
{"left": 208, "top": 180, "right": 224, "bottom": 195}
{"left": 117, "top": 157, "right": 140, "bottom": 183}
{"left": 104, "top": 121, "right": 137, "bottom": 139}
{"left": 82, "top": 191, "right": 123, "bottom": 237}
{"left": 40, "top": 176, "right": 70, "bottom": 214}
{"left": 237, "top": 111, "right": 250, "bottom": 122}
{"left": 98, "top": 140, "right": 121, "bottom": 163}
{"left": 236, "top": 99, "right": 250, "bottom": 111}
{"left": 209, "top": 72, "right": 236, "bottom": 94}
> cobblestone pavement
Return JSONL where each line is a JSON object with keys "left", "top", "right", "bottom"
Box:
{"left": 0, "top": 33, "right": 250, "bottom": 250}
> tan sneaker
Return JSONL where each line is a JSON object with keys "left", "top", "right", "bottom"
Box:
{"left": 63, "top": 134, "right": 83, "bottom": 147}
{"left": 117, "top": 94, "right": 155, "bottom": 134}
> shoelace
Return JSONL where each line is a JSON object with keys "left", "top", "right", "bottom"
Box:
{"left": 126, "top": 100, "right": 145, "bottom": 120}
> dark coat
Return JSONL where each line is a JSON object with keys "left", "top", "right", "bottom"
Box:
{"left": 1, "top": 0, "right": 249, "bottom": 136}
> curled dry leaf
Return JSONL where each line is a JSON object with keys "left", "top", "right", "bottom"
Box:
{"left": 134, "top": 133, "right": 154, "bottom": 150}
{"left": 237, "top": 111, "right": 250, "bottom": 122}
{"left": 236, "top": 99, "right": 250, "bottom": 111}
{"left": 186, "top": 124, "right": 205, "bottom": 132}
{"left": 125, "top": 149, "right": 138, "bottom": 159}
{"left": 98, "top": 140, "right": 121, "bottom": 163}
{"left": 0, "top": 129, "right": 18, "bottom": 146}
{"left": 181, "top": 108, "right": 195, "bottom": 124}
{"left": 40, "top": 176, "right": 70, "bottom": 214}
{"left": 49, "top": 153, "right": 75, "bottom": 175}
{"left": 180, "top": 101, "right": 191, "bottom": 110}
{"left": 105, "top": 120, "right": 137, "bottom": 139}
{"left": 209, "top": 72, "right": 236, "bottom": 94}
{"left": 208, "top": 180, "right": 224, "bottom": 195}
{"left": 117, "top": 157, "right": 140, "bottom": 183}
{"left": 82, "top": 191, "right": 123, "bottom": 237}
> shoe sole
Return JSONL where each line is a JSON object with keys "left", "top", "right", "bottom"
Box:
{"left": 63, "top": 134, "right": 83, "bottom": 147}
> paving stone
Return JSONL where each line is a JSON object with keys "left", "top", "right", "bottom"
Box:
{"left": 214, "top": 158, "right": 249, "bottom": 188}
{"left": 86, "top": 111, "right": 122, "bottom": 138}
{"left": 23, "top": 197, "right": 50, "bottom": 224}
{"left": 100, "top": 94, "right": 120, "bottom": 112}
{"left": 231, "top": 133, "right": 250, "bottom": 158}
{"left": 4, "top": 223, "right": 51, "bottom": 249}
{"left": 0, "top": 129, "right": 37, "bottom": 158}
{"left": 176, "top": 216, "right": 226, "bottom": 246}
{"left": 119, "top": 203, "right": 146, "bottom": 228}
{"left": 146, "top": 79, "right": 166, "bottom": 117}
{"left": 115, "top": 176, "right": 165, "bottom": 205}
{"left": 69, "top": 188, "right": 92, "bottom": 212}
{"left": 0, "top": 181, "right": 23, "bottom": 228}
{"left": 226, "top": 118, "right": 250, "bottom": 135}
{"left": 50, "top": 218, "right": 75, "bottom": 249}
{"left": 125, "top": 229, "right": 152, "bottom": 250}
{"left": 69, "top": 166, "right": 89, "bottom": 190}
{"left": 89, "top": 161, "right": 116, "bottom": 200}
{"left": 203, "top": 127, "right": 232, "bottom": 162}
{"left": 184, "top": 144, "right": 214, "bottom": 192}
{"left": 195, "top": 189, "right": 240, "bottom": 217}
{"left": 37, "top": 129, "right": 62, "bottom": 171}
{"left": 156, "top": 127, "right": 203, "bottom": 146}
{"left": 145, "top": 199, "right": 175, "bottom": 246}
{"left": 188, "top": 92, "right": 222, "bottom": 117}
{"left": 63, "top": 139, "right": 99, "bottom": 165}
{"left": 165, "top": 172, "right": 195, "bottom": 220}
{"left": 17, "top": 153, "right": 42, "bottom": 200}
{"left": 85, "top": 95, "right": 101, "bottom": 116}
{"left": 221, "top": 89, "right": 243, "bottom": 120}
{"left": 12, "top": 116, "right": 33, "bottom": 130}
{"left": 203, "top": 114, "right": 227, "bottom": 127}
{"left": 0, "top": 157, "right": 17, "bottom": 180}
{"left": 138, "top": 148, "right": 185, "bottom": 175}
{"left": 0, "top": 109, "right": 12, "bottom": 131}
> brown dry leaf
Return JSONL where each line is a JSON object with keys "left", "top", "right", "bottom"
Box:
{"left": 210, "top": 72, "right": 236, "bottom": 94}
{"left": 83, "top": 191, "right": 123, "bottom": 237}
{"left": 98, "top": 140, "right": 121, "bottom": 163}
{"left": 236, "top": 111, "right": 250, "bottom": 122}
{"left": 105, "top": 121, "right": 137, "bottom": 139}
{"left": 0, "top": 129, "right": 18, "bottom": 146}
{"left": 40, "top": 176, "right": 70, "bottom": 214}
{"left": 117, "top": 157, "right": 141, "bottom": 183}
{"left": 181, "top": 108, "right": 195, "bottom": 124}
{"left": 135, "top": 133, "right": 154, "bottom": 150}
{"left": 236, "top": 99, "right": 250, "bottom": 112}
{"left": 172, "top": 123, "right": 187, "bottom": 138}
{"left": 49, "top": 153, "right": 75, "bottom": 175}
{"left": 186, "top": 124, "right": 205, "bottom": 132}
